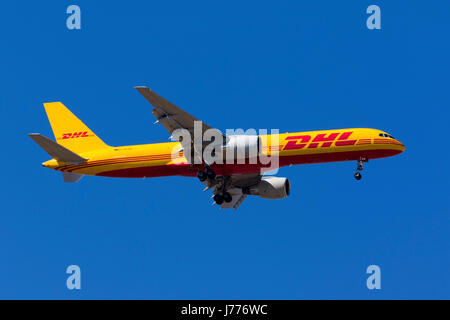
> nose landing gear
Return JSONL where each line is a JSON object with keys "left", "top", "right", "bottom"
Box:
{"left": 354, "top": 160, "right": 366, "bottom": 180}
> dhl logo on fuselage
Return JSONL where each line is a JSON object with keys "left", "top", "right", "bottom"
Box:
{"left": 283, "top": 131, "right": 357, "bottom": 150}
{"left": 59, "top": 131, "right": 91, "bottom": 140}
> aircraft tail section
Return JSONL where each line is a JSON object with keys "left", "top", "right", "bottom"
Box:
{"left": 43, "top": 102, "right": 109, "bottom": 153}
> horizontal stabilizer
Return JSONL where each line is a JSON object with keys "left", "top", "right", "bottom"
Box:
{"left": 62, "top": 172, "right": 84, "bottom": 183}
{"left": 28, "top": 133, "right": 87, "bottom": 164}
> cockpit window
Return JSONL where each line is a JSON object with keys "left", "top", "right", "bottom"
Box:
{"left": 379, "top": 133, "right": 395, "bottom": 139}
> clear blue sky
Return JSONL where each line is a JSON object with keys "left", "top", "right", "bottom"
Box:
{"left": 0, "top": 1, "right": 449, "bottom": 299}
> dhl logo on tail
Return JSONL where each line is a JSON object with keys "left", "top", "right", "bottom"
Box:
{"left": 59, "top": 131, "right": 92, "bottom": 140}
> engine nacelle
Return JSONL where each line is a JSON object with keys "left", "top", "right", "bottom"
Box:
{"left": 222, "top": 135, "right": 261, "bottom": 161}
{"left": 243, "top": 177, "right": 291, "bottom": 199}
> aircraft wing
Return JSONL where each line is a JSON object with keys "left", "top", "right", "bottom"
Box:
{"left": 135, "top": 86, "right": 224, "bottom": 139}
{"left": 135, "top": 86, "right": 225, "bottom": 164}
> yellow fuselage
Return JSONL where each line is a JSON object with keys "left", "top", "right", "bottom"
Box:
{"left": 43, "top": 128, "right": 405, "bottom": 178}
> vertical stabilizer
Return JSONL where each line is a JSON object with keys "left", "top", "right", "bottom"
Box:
{"left": 43, "top": 102, "right": 109, "bottom": 153}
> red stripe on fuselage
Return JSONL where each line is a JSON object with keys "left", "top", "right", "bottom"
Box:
{"left": 95, "top": 148, "right": 403, "bottom": 178}
{"left": 57, "top": 154, "right": 178, "bottom": 172}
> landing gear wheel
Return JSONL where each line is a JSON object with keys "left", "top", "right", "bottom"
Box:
{"left": 354, "top": 171, "right": 362, "bottom": 180}
{"left": 197, "top": 171, "right": 207, "bottom": 182}
{"left": 223, "top": 192, "right": 232, "bottom": 203}
{"left": 213, "top": 194, "right": 224, "bottom": 205}
{"left": 206, "top": 168, "right": 216, "bottom": 180}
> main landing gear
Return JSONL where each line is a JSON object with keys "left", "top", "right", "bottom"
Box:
{"left": 197, "top": 166, "right": 233, "bottom": 205}
{"left": 354, "top": 160, "right": 365, "bottom": 180}
{"left": 197, "top": 165, "right": 216, "bottom": 182}
{"left": 213, "top": 174, "right": 233, "bottom": 205}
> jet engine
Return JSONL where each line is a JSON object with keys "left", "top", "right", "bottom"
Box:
{"left": 243, "top": 177, "right": 291, "bottom": 199}
{"left": 222, "top": 135, "right": 261, "bottom": 161}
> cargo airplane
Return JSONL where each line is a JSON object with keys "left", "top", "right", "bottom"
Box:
{"left": 29, "top": 87, "right": 405, "bottom": 209}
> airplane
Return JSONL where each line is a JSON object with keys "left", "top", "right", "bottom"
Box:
{"left": 29, "top": 87, "right": 405, "bottom": 209}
